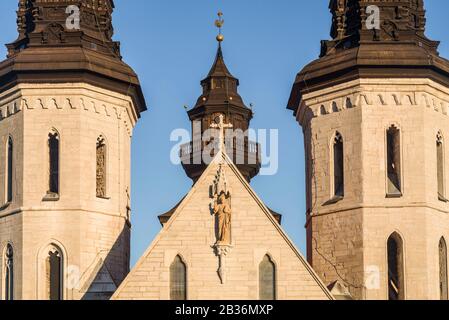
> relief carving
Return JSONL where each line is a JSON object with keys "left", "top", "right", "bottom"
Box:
{"left": 96, "top": 136, "right": 107, "bottom": 198}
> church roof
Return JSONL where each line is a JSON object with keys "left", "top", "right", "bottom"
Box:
{"left": 287, "top": 0, "right": 449, "bottom": 114}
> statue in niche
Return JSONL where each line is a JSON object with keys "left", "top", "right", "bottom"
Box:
{"left": 213, "top": 191, "right": 232, "bottom": 245}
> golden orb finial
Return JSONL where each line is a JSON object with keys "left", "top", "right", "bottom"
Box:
{"left": 215, "top": 11, "right": 225, "bottom": 43}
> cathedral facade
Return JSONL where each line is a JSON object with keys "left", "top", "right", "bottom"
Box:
{"left": 1, "top": 0, "right": 449, "bottom": 301}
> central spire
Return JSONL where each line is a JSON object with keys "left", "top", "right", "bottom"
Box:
{"left": 194, "top": 12, "right": 246, "bottom": 111}
{"left": 180, "top": 12, "right": 260, "bottom": 183}
{"left": 206, "top": 45, "right": 235, "bottom": 79}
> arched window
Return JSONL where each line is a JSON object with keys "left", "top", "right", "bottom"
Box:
{"left": 439, "top": 237, "right": 448, "bottom": 300}
{"left": 387, "top": 232, "right": 405, "bottom": 300}
{"left": 47, "top": 246, "right": 63, "bottom": 300}
{"left": 48, "top": 131, "right": 60, "bottom": 195}
{"left": 170, "top": 255, "right": 186, "bottom": 300}
{"left": 4, "top": 244, "right": 13, "bottom": 300}
{"left": 333, "top": 132, "right": 344, "bottom": 198}
{"left": 386, "top": 125, "right": 402, "bottom": 197}
{"left": 437, "top": 132, "right": 446, "bottom": 200}
{"left": 259, "top": 255, "right": 276, "bottom": 300}
{"left": 96, "top": 135, "right": 107, "bottom": 198}
{"left": 6, "top": 136, "right": 13, "bottom": 203}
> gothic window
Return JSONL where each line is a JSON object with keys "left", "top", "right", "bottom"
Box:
{"left": 437, "top": 132, "right": 445, "bottom": 200}
{"left": 48, "top": 131, "right": 60, "bottom": 195}
{"left": 4, "top": 244, "right": 13, "bottom": 300}
{"left": 46, "top": 246, "right": 63, "bottom": 300}
{"left": 388, "top": 232, "right": 405, "bottom": 300}
{"left": 6, "top": 136, "right": 13, "bottom": 203}
{"left": 333, "top": 132, "right": 344, "bottom": 198}
{"left": 259, "top": 255, "right": 276, "bottom": 300}
{"left": 96, "top": 135, "right": 107, "bottom": 198}
{"left": 439, "top": 237, "right": 448, "bottom": 300}
{"left": 170, "top": 255, "right": 186, "bottom": 300}
{"left": 387, "top": 125, "right": 402, "bottom": 197}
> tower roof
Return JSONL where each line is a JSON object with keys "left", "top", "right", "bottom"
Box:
{"left": 0, "top": 0, "right": 146, "bottom": 116}
{"left": 10, "top": 0, "right": 118, "bottom": 57}
{"left": 322, "top": 0, "right": 439, "bottom": 56}
{"left": 206, "top": 44, "right": 236, "bottom": 79}
{"left": 191, "top": 43, "right": 247, "bottom": 111}
{"left": 287, "top": 0, "right": 449, "bottom": 114}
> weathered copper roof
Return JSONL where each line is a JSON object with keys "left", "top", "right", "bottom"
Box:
{"left": 287, "top": 0, "right": 449, "bottom": 114}
{"left": 1, "top": 0, "right": 146, "bottom": 116}
{"left": 206, "top": 45, "right": 236, "bottom": 79}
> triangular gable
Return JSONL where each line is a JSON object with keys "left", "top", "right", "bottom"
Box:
{"left": 112, "top": 151, "right": 334, "bottom": 300}
{"left": 218, "top": 152, "right": 333, "bottom": 299}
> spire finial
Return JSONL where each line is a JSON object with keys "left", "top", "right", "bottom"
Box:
{"left": 215, "top": 11, "right": 225, "bottom": 43}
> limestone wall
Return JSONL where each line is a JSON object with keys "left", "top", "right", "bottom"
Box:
{"left": 0, "top": 83, "right": 136, "bottom": 300}
{"left": 299, "top": 78, "right": 449, "bottom": 300}
{"left": 113, "top": 159, "right": 332, "bottom": 300}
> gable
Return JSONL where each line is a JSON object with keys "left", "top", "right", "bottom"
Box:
{"left": 112, "top": 153, "right": 333, "bottom": 300}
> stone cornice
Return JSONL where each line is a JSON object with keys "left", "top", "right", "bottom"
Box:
{"left": 0, "top": 83, "right": 137, "bottom": 137}
{"left": 297, "top": 78, "right": 449, "bottom": 127}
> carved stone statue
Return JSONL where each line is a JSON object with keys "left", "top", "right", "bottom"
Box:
{"left": 213, "top": 191, "right": 232, "bottom": 245}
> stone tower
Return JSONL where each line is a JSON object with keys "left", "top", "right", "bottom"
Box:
{"left": 288, "top": 0, "right": 449, "bottom": 300}
{"left": 0, "top": 0, "right": 146, "bottom": 300}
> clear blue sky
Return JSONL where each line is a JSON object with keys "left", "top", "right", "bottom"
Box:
{"left": 0, "top": 1, "right": 448, "bottom": 266}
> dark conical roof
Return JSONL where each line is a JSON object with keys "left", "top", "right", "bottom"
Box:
{"left": 206, "top": 44, "right": 236, "bottom": 79}
{"left": 10, "top": 0, "right": 118, "bottom": 58}
{"left": 192, "top": 44, "right": 247, "bottom": 110}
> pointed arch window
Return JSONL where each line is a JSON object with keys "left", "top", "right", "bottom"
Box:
{"left": 170, "top": 255, "right": 186, "bottom": 300}
{"left": 439, "top": 237, "right": 448, "bottom": 300}
{"left": 6, "top": 136, "right": 13, "bottom": 203}
{"left": 386, "top": 125, "right": 402, "bottom": 197}
{"left": 48, "top": 131, "right": 60, "bottom": 195}
{"left": 387, "top": 233, "right": 405, "bottom": 300}
{"left": 259, "top": 255, "right": 276, "bottom": 300}
{"left": 4, "top": 244, "right": 13, "bottom": 300}
{"left": 96, "top": 135, "right": 107, "bottom": 198}
{"left": 47, "top": 246, "right": 63, "bottom": 300}
{"left": 333, "top": 132, "right": 344, "bottom": 198}
{"left": 437, "top": 132, "right": 446, "bottom": 201}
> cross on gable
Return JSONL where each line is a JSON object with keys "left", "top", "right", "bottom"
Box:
{"left": 210, "top": 114, "right": 233, "bottom": 153}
